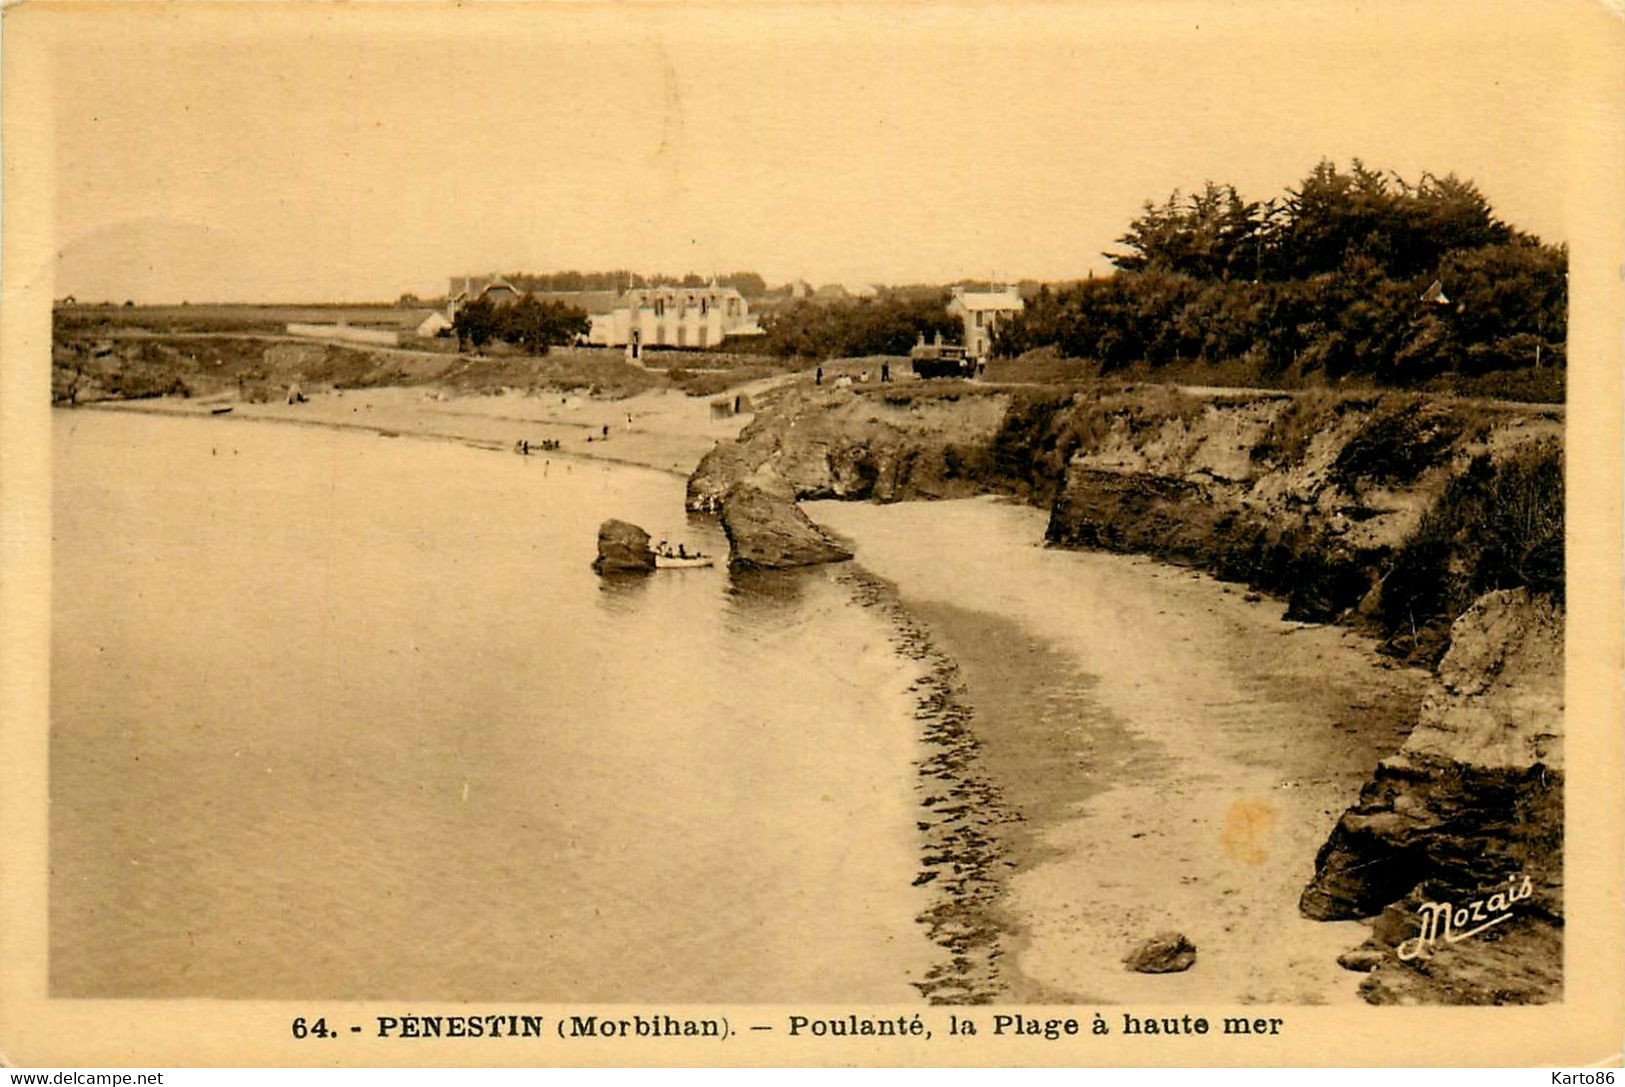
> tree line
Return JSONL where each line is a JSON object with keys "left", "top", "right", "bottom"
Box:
{"left": 757, "top": 291, "right": 962, "bottom": 359}
{"left": 994, "top": 160, "right": 1566, "bottom": 388}
{"left": 452, "top": 295, "right": 591, "bottom": 354}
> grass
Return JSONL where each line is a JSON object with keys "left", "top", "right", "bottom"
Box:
{"left": 50, "top": 319, "right": 774, "bottom": 404}
{"left": 637, "top": 348, "right": 787, "bottom": 373}
{"left": 1250, "top": 390, "right": 1377, "bottom": 467}
{"left": 55, "top": 303, "right": 434, "bottom": 337}
{"left": 669, "top": 365, "right": 784, "bottom": 397}
{"left": 1376, "top": 439, "right": 1564, "bottom": 662}
{"left": 1329, "top": 394, "right": 1469, "bottom": 487}
{"left": 1421, "top": 367, "right": 1565, "bottom": 405}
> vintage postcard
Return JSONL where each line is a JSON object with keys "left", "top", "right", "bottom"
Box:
{"left": 1, "top": 0, "right": 1620, "bottom": 1069}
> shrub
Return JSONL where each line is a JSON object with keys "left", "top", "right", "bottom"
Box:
{"left": 1377, "top": 439, "right": 1563, "bottom": 661}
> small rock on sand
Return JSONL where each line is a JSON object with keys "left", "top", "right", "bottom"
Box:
{"left": 1123, "top": 932, "right": 1197, "bottom": 973}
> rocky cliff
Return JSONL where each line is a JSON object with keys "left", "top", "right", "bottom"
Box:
{"left": 1043, "top": 386, "right": 1562, "bottom": 660}
{"left": 688, "top": 378, "right": 1565, "bottom": 1001}
{"left": 687, "top": 384, "right": 1015, "bottom": 513}
{"left": 690, "top": 382, "right": 1562, "bottom": 660}
{"left": 1301, "top": 588, "right": 1564, "bottom": 1003}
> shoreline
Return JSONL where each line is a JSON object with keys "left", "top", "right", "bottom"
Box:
{"left": 69, "top": 379, "right": 781, "bottom": 479}
{"left": 812, "top": 497, "right": 1432, "bottom": 1004}
{"left": 67, "top": 393, "right": 1438, "bottom": 1003}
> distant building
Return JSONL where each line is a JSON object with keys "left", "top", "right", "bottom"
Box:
{"left": 416, "top": 311, "right": 453, "bottom": 338}
{"left": 446, "top": 274, "right": 522, "bottom": 316}
{"left": 588, "top": 282, "right": 763, "bottom": 358}
{"left": 947, "top": 285, "right": 1025, "bottom": 362}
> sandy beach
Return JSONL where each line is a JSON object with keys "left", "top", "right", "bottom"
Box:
{"left": 86, "top": 378, "right": 787, "bottom": 478}
{"left": 810, "top": 496, "right": 1432, "bottom": 1004}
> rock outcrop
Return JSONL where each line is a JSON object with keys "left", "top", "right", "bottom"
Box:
{"left": 591, "top": 518, "right": 656, "bottom": 574}
{"left": 686, "top": 384, "right": 1013, "bottom": 512}
{"left": 1299, "top": 588, "right": 1564, "bottom": 1003}
{"left": 690, "top": 382, "right": 1561, "bottom": 662}
{"left": 1045, "top": 389, "right": 1563, "bottom": 655}
{"left": 689, "top": 380, "right": 1566, "bottom": 1002}
{"left": 719, "top": 480, "right": 853, "bottom": 570}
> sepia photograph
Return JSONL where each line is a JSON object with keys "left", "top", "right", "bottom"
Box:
{"left": 1, "top": 0, "right": 1621, "bottom": 1069}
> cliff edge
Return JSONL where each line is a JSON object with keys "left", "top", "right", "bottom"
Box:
{"left": 1302, "top": 588, "right": 1564, "bottom": 1003}
{"left": 687, "top": 379, "right": 1565, "bottom": 1002}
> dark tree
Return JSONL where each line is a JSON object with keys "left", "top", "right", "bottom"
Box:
{"left": 453, "top": 296, "right": 497, "bottom": 352}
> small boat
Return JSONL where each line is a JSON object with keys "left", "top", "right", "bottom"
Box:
{"left": 652, "top": 541, "right": 714, "bottom": 568}
{"left": 210, "top": 405, "right": 233, "bottom": 415}
{"left": 654, "top": 552, "right": 714, "bottom": 569}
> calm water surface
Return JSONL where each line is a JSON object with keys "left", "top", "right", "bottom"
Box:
{"left": 51, "top": 410, "right": 931, "bottom": 1000}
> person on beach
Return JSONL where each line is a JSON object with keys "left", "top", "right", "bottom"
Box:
{"left": 815, "top": 366, "right": 823, "bottom": 386}
{"left": 880, "top": 362, "right": 891, "bottom": 382}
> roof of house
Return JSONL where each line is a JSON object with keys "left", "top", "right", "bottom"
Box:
{"left": 624, "top": 284, "right": 746, "bottom": 302}
{"left": 950, "top": 290, "right": 1025, "bottom": 313}
{"left": 450, "top": 275, "right": 520, "bottom": 302}
{"left": 528, "top": 290, "right": 621, "bottom": 314}
{"left": 1420, "top": 279, "right": 1450, "bottom": 305}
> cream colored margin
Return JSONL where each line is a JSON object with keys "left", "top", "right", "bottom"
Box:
{"left": 1, "top": 0, "right": 1620, "bottom": 1068}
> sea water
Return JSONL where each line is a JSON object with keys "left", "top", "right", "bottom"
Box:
{"left": 50, "top": 410, "right": 931, "bottom": 1001}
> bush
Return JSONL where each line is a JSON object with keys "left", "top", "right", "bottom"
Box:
{"left": 1378, "top": 439, "right": 1563, "bottom": 661}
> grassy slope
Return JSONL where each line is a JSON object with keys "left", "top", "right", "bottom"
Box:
{"left": 52, "top": 307, "right": 792, "bottom": 403}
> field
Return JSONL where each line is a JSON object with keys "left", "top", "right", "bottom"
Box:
{"left": 55, "top": 303, "right": 436, "bottom": 337}
{"left": 51, "top": 305, "right": 797, "bottom": 404}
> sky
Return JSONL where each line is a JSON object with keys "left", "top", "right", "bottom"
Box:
{"left": 25, "top": 1, "right": 1622, "bottom": 303}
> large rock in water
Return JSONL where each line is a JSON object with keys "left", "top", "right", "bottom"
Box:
{"left": 719, "top": 480, "right": 852, "bottom": 570}
{"left": 592, "top": 519, "right": 656, "bottom": 574}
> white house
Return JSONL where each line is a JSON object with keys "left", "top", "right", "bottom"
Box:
{"left": 947, "top": 285, "right": 1025, "bottom": 362}
{"left": 588, "top": 282, "right": 763, "bottom": 357}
